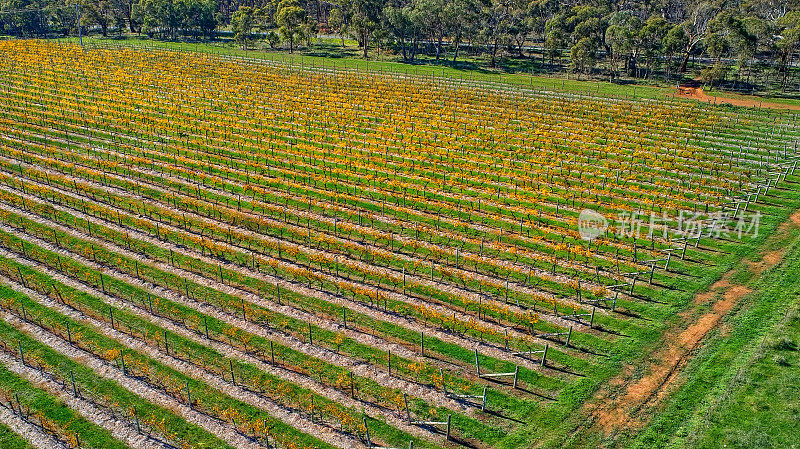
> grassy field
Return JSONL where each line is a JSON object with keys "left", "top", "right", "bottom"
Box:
{"left": 0, "top": 39, "right": 797, "bottom": 449}
{"left": 669, "top": 236, "right": 800, "bottom": 449}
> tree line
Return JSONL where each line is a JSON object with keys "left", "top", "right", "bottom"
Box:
{"left": 2, "top": 0, "right": 799, "bottom": 90}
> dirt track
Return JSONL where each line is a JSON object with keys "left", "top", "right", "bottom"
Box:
{"left": 675, "top": 83, "right": 800, "bottom": 111}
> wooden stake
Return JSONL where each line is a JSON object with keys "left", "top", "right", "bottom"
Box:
{"left": 513, "top": 366, "right": 519, "bottom": 388}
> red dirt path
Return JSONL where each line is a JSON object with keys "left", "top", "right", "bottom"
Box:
{"left": 675, "top": 81, "right": 800, "bottom": 111}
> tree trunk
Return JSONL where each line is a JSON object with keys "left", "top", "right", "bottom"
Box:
{"left": 779, "top": 49, "right": 790, "bottom": 91}
{"left": 679, "top": 49, "right": 691, "bottom": 73}
{"left": 452, "top": 30, "right": 461, "bottom": 63}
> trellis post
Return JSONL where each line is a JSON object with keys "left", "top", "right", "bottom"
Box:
{"left": 403, "top": 393, "right": 411, "bottom": 423}
{"left": 363, "top": 417, "right": 371, "bottom": 447}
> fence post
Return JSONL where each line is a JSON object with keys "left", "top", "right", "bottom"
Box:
{"left": 17, "top": 267, "right": 26, "bottom": 288}
{"left": 402, "top": 393, "right": 411, "bottom": 423}
{"left": 541, "top": 344, "right": 549, "bottom": 367}
{"left": 270, "top": 341, "right": 275, "bottom": 365}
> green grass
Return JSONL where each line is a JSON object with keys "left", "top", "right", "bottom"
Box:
{"left": 702, "top": 89, "right": 800, "bottom": 107}
{"left": 536, "top": 171, "right": 800, "bottom": 448}
{"left": 0, "top": 421, "right": 34, "bottom": 449}
{"left": 669, "top": 262, "right": 800, "bottom": 447}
